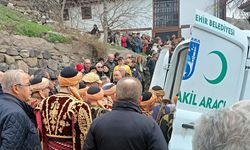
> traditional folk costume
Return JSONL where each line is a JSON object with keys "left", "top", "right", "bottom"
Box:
{"left": 140, "top": 91, "right": 157, "bottom": 117}
{"left": 38, "top": 67, "right": 92, "bottom": 150}
{"left": 29, "top": 77, "right": 50, "bottom": 108}
{"left": 150, "top": 85, "right": 165, "bottom": 104}
{"left": 150, "top": 86, "right": 175, "bottom": 143}
{"left": 86, "top": 86, "right": 109, "bottom": 119}
{"left": 78, "top": 82, "right": 88, "bottom": 102}
{"left": 82, "top": 72, "right": 102, "bottom": 87}
{"left": 102, "top": 83, "right": 116, "bottom": 110}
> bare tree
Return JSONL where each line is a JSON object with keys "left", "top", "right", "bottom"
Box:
{"left": 92, "top": 0, "right": 152, "bottom": 43}
{"left": 226, "top": 0, "right": 249, "bottom": 18}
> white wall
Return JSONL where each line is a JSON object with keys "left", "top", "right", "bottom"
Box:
{"left": 65, "top": 0, "right": 153, "bottom": 33}
{"left": 180, "top": 0, "right": 216, "bottom": 39}
{"left": 65, "top": 0, "right": 223, "bottom": 39}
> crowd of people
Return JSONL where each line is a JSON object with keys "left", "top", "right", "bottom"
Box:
{"left": 108, "top": 31, "right": 183, "bottom": 55}
{"left": 1, "top": 64, "right": 250, "bottom": 150}
{"left": 76, "top": 52, "right": 156, "bottom": 92}
{"left": 0, "top": 61, "right": 176, "bottom": 150}
{"left": 1, "top": 29, "right": 249, "bottom": 150}
{"left": 90, "top": 24, "right": 183, "bottom": 55}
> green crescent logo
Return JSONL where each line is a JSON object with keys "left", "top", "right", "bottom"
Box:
{"left": 204, "top": 50, "right": 227, "bottom": 84}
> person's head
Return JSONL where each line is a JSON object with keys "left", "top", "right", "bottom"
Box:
{"left": 90, "top": 66, "right": 97, "bottom": 73}
{"left": 2, "top": 70, "right": 31, "bottom": 102}
{"left": 155, "top": 37, "right": 162, "bottom": 45}
{"left": 82, "top": 72, "right": 102, "bottom": 87}
{"left": 141, "top": 34, "right": 146, "bottom": 39}
{"left": 95, "top": 63, "right": 103, "bottom": 72}
{"left": 126, "top": 53, "right": 132, "bottom": 60}
{"left": 98, "top": 57, "right": 105, "bottom": 65}
{"left": 140, "top": 91, "right": 157, "bottom": 111}
{"left": 78, "top": 81, "right": 88, "bottom": 100}
{"left": 101, "top": 76, "right": 110, "bottom": 85}
{"left": 151, "top": 51, "right": 158, "bottom": 60}
{"left": 124, "top": 59, "right": 132, "bottom": 66}
{"left": 132, "top": 32, "right": 137, "bottom": 37}
{"left": 150, "top": 85, "right": 165, "bottom": 103}
{"left": 117, "top": 57, "right": 124, "bottom": 66}
{"left": 103, "top": 83, "right": 116, "bottom": 101}
{"left": 114, "top": 52, "right": 120, "bottom": 60}
{"left": 30, "top": 77, "right": 50, "bottom": 99}
{"left": 119, "top": 66, "right": 127, "bottom": 77}
{"left": 193, "top": 109, "right": 250, "bottom": 150}
{"left": 171, "top": 34, "right": 176, "bottom": 40}
{"left": 107, "top": 54, "right": 114, "bottom": 62}
{"left": 86, "top": 86, "right": 104, "bottom": 107}
{"left": 232, "top": 100, "right": 250, "bottom": 114}
{"left": 58, "top": 66, "right": 82, "bottom": 99}
{"left": 103, "top": 64, "right": 110, "bottom": 73}
{"left": 113, "top": 71, "right": 122, "bottom": 83}
{"left": 33, "top": 69, "right": 55, "bottom": 90}
{"left": 84, "top": 59, "right": 92, "bottom": 70}
{"left": 75, "top": 63, "right": 84, "bottom": 72}
{"left": 116, "top": 77, "right": 142, "bottom": 103}
{"left": 130, "top": 59, "right": 136, "bottom": 68}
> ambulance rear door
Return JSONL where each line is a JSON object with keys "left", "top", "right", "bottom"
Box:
{"left": 169, "top": 10, "right": 248, "bottom": 150}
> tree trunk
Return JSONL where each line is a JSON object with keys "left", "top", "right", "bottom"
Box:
{"left": 60, "top": 0, "right": 67, "bottom": 26}
{"left": 103, "top": 0, "right": 108, "bottom": 43}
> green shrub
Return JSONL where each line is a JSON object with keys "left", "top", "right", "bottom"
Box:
{"left": 15, "top": 21, "right": 52, "bottom": 37}
{"left": 47, "top": 33, "right": 72, "bottom": 43}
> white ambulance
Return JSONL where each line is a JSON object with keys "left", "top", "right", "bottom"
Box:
{"left": 150, "top": 10, "right": 250, "bottom": 150}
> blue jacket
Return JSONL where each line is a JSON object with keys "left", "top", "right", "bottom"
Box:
{"left": 0, "top": 93, "right": 41, "bottom": 150}
{"left": 84, "top": 100, "right": 168, "bottom": 150}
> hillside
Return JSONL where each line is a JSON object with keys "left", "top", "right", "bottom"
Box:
{"left": 0, "top": 4, "right": 74, "bottom": 42}
{"left": 0, "top": 4, "right": 133, "bottom": 54}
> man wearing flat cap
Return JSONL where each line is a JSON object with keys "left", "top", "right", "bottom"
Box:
{"left": 39, "top": 66, "right": 92, "bottom": 150}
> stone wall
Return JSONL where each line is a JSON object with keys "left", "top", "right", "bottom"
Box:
{"left": 0, "top": 33, "right": 97, "bottom": 76}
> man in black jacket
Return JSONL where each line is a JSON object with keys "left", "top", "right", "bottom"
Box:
{"left": 84, "top": 77, "right": 168, "bottom": 150}
{"left": 0, "top": 70, "right": 41, "bottom": 150}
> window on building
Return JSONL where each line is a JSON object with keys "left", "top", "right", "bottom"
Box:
{"left": 81, "top": 7, "right": 92, "bottom": 19}
{"left": 63, "top": 9, "right": 69, "bottom": 21}
{"left": 154, "top": 0, "right": 179, "bottom": 27}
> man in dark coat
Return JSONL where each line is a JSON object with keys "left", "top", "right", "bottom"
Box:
{"left": 84, "top": 77, "right": 168, "bottom": 150}
{"left": 0, "top": 70, "right": 41, "bottom": 150}
{"left": 105, "top": 54, "right": 116, "bottom": 73}
{"left": 147, "top": 52, "right": 158, "bottom": 79}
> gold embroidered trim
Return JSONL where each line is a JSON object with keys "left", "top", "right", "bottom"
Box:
{"left": 55, "top": 99, "right": 70, "bottom": 135}
{"left": 78, "top": 104, "right": 92, "bottom": 149}
{"left": 46, "top": 134, "right": 73, "bottom": 138}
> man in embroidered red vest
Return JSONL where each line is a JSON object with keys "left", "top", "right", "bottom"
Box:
{"left": 39, "top": 66, "right": 92, "bottom": 150}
